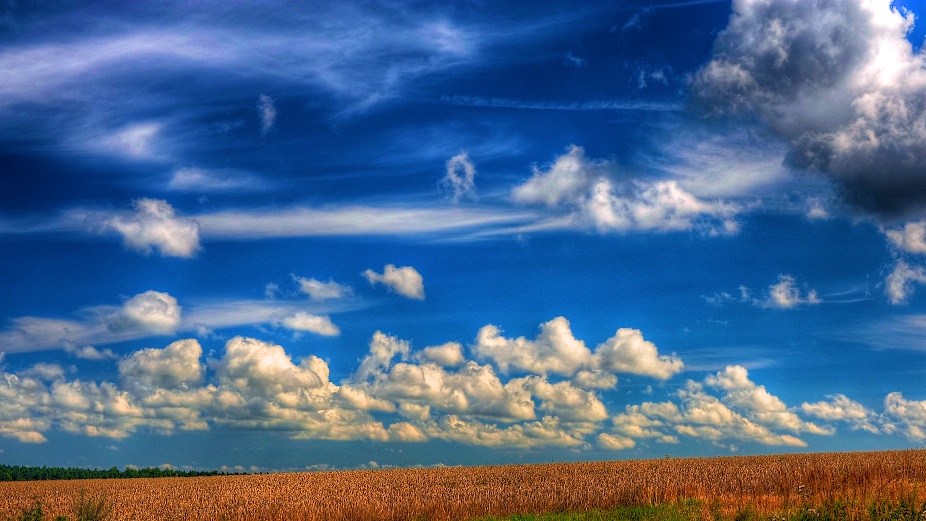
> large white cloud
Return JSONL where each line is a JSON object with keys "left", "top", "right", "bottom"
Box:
{"left": 363, "top": 264, "right": 425, "bottom": 300}
{"left": 118, "top": 339, "right": 204, "bottom": 393}
{"left": 107, "top": 198, "right": 200, "bottom": 258}
{"left": 473, "top": 316, "right": 683, "bottom": 380}
{"left": 692, "top": 0, "right": 926, "bottom": 219}
{"left": 511, "top": 145, "right": 740, "bottom": 235}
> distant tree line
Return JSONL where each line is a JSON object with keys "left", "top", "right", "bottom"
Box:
{"left": 0, "top": 464, "right": 241, "bottom": 481}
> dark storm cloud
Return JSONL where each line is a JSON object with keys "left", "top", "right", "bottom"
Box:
{"left": 692, "top": 0, "right": 926, "bottom": 220}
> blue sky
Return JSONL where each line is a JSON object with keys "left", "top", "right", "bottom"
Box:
{"left": 3, "top": 0, "right": 926, "bottom": 472}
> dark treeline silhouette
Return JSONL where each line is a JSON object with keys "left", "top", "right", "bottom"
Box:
{"left": 0, "top": 464, "right": 242, "bottom": 481}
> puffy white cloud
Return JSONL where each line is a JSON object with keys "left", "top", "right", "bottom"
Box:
{"left": 887, "top": 221, "right": 926, "bottom": 255}
{"left": 441, "top": 152, "right": 477, "bottom": 202}
{"left": 705, "top": 366, "right": 830, "bottom": 435}
{"left": 424, "top": 415, "right": 587, "bottom": 448}
{"left": 473, "top": 316, "right": 682, "bottom": 380}
{"left": 594, "top": 328, "right": 683, "bottom": 380}
{"left": 121, "top": 290, "right": 182, "bottom": 334}
{"left": 293, "top": 276, "right": 351, "bottom": 300}
{"left": 692, "top": 0, "right": 926, "bottom": 219}
{"left": 21, "top": 363, "right": 66, "bottom": 381}
{"left": 107, "top": 198, "right": 200, "bottom": 258}
{"left": 511, "top": 145, "right": 739, "bottom": 235}
{"left": 258, "top": 94, "right": 276, "bottom": 135}
{"left": 118, "top": 339, "right": 204, "bottom": 393}
{"left": 883, "top": 392, "right": 926, "bottom": 440}
{"left": 417, "top": 342, "right": 465, "bottom": 367}
{"left": 473, "top": 317, "right": 592, "bottom": 376}
{"left": 885, "top": 260, "right": 926, "bottom": 305}
{"left": 597, "top": 432, "right": 635, "bottom": 450}
{"left": 763, "top": 275, "right": 821, "bottom": 309}
{"left": 801, "top": 394, "right": 880, "bottom": 434}
{"left": 279, "top": 313, "right": 340, "bottom": 336}
{"left": 363, "top": 264, "right": 425, "bottom": 300}
{"left": 603, "top": 367, "right": 836, "bottom": 449}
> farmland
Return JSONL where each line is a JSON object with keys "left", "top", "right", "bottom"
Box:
{"left": 2, "top": 450, "right": 926, "bottom": 521}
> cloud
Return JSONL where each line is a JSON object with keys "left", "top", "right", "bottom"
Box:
{"left": 0, "top": 290, "right": 183, "bottom": 353}
{"left": 258, "top": 94, "right": 276, "bottom": 135}
{"left": 801, "top": 394, "right": 880, "bottom": 434}
{"left": 363, "top": 264, "right": 425, "bottom": 300}
{"left": 167, "top": 167, "right": 266, "bottom": 192}
{"left": 293, "top": 276, "right": 351, "bottom": 301}
{"left": 417, "top": 342, "right": 465, "bottom": 367}
{"left": 691, "top": 0, "right": 926, "bottom": 219}
{"left": 118, "top": 339, "right": 204, "bottom": 393}
{"left": 885, "top": 261, "right": 926, "bottom": 305}
{"left": 473, "top": 316, "right": 683, "bottom": 380}
{"left": 121, "top": 290, "right": 182, "bottom": 334}
{"left": 763, "top": 275, "right": 821, "bottom": 309}
{"left": 107, "top": 198, "right": 201, "bottom": 258}
{"left": 608, "top": 380, "right": 813, "bottom": 449}
{"left": 441, "top": 152, "right": 477, "bottom": 202}
{"left": 96, "top": 122, "right": 162, "bottom": 159}
{"left": 886, "top": 221, "right": 926, "bottom": 255}
{"left": 195, "top": 205, "right": 536, "bottom": 239}
{"left": 883, "top": 392, "right": 926, "bottom": 440}
{"left": 0, "top": 324, "right": 916, "bottom": 450}
{"left": 511, "top": 145, "right": 740, "bottom": 235}
{"left": 705, "top": 366, "right": 830, "bottom": 435}
{"left": 279, "top": 313, "right": 340, "bottom": 336}
{"left": 64, "top": 344, "right": 118, "bottom": 361}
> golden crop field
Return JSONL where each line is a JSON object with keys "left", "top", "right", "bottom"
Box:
{"left": 2, "top": 450, "right": 925, "bottom": 521}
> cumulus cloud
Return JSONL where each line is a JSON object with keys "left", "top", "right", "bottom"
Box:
{"left": 441, "top": 152, "right": 477, "bottom": 202}
{"left": 883, "top": 392, "right": 926, "bottom": 440}
{"left": 692, "top": 0, "right": 926, "bottom": 219}
{"left": 887, "top": 221, "right": 926, "bottom": 255}
{"left": 0, "top": 324, "right": 919, "bottom": 451}
{"left": 293, "top": 276, "right": 351, "bottom": 300}
{"left": 258, "top": 94, "right": 276, "bottom": 135}
{"left": 121, "top": 290, "right": 182, "bottom": 334}
{"left": 417, "top": 342, "right": 465, "bottom": 367}
{"left": 363, "top": 264, "right": 425, "bottom": 300}
{"left": 279, "top": 313, "right": 340, "bottom": 336}
{"left": 107, "top": 198, "right": 200, "bottom": 258}
{"left": 118, "top": 339, "right": 204, "bottom": 393}
{"left": 512, "top": 145, "right": 739, "bottom": 235}
{"left": 705, "top": 366, "right": 830, "bottom": 435}
{"left": 763, "top": 274, "right": 821, "bottom": 309}
{"left": 885, "top": 261, "right": 926, "bottom": 305}
{"left": 473, "top": 316, "right": 683, "bottom": 380}
{"left": 801, "top": 394, "right": 880, "bottom": 434}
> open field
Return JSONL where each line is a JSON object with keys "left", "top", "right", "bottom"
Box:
{"left": 2, "top": 450, "right": 926, "bottom": 521}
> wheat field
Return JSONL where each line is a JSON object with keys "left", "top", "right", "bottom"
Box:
{"left": 2, "top": 450, "right": 925, "bottom": 520}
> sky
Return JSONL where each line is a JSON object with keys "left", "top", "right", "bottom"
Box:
{"left": 3, "top": 0, "right": 926, "bottom": 473}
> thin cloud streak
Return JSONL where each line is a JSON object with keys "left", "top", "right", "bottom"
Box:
{"left": 442, "top": 95, "right": 681, "bottom": 112}
{"left": 195, "top": 205, "right": 539, "bottom": 239}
